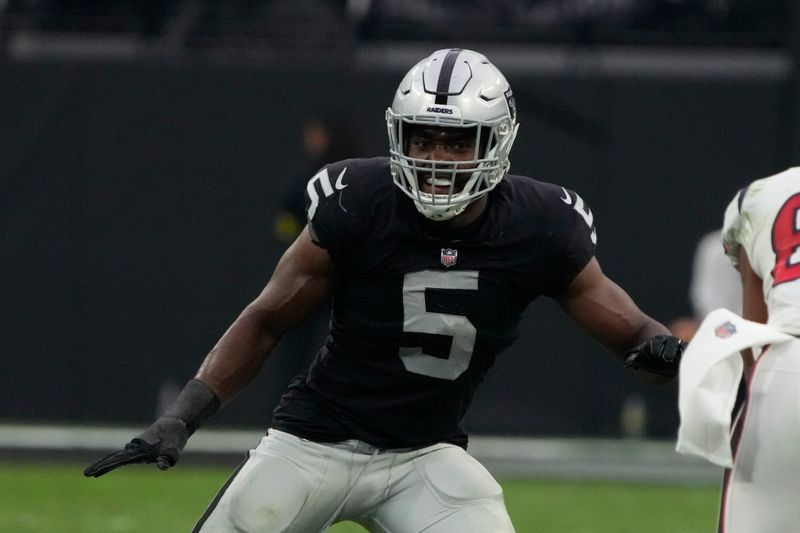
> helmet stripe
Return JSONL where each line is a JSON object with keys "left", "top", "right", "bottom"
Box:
{"left": 434, "top": 48, "right": 462, "bottom": 105}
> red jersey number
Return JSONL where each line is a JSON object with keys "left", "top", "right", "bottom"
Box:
{"left": 771, "top": 192, "right": 800, "bottom": 285}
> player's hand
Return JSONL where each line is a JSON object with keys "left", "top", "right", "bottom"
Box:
{"left": 83, "top": 416, "right": 189, "bottom": 477}
{"left": 623, "top": 335, "right": 686, "bottom": 377}
{"left": 84, "top": 379, "right": 219, "bottom": 478}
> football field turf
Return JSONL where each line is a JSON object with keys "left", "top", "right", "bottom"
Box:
{"left": 0, "top": 462, "right": 720, "bottom": 532}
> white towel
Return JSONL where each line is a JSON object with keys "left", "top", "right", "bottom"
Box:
{"left": 676, "top": 308, "right": 794, "bottom": 467}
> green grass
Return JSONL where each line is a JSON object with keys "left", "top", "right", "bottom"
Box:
{"left": 0, "top": 463, "right": 720, "bottom": 532}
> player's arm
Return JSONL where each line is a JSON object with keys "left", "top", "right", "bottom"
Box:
{"left": 196, "top": 226, "right": 335, "bottom": 401}
{"left": 84, "top": 226, "right": 336, "bottom": 477}
{"left": 736, "top": 246, "right": 768, "bottom": 376}
{"left": 556, "top": 257, "right": 684, "bottom": 385}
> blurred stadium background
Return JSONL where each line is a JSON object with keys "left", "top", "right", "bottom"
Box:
{"left": 1, "top": 0, "right": 798, "bottom": 530}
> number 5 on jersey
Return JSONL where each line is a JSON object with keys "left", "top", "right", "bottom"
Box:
{"left": 400, "top": 271, "right": 478, "bottom": 380}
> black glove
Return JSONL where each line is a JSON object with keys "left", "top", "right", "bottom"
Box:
{"left": 84, "top": 379, "right": 219, "bottom": 478}
{"left": 623, "top": 335, "right": 686, "bottom": 377}
{"left": 83, "top": 416, "right": 190, "bottom": 477}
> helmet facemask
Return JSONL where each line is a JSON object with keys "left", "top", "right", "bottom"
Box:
{"left": 387, "top": 110, "right": 517, "bottom": 221}
{"left": 386, "top": 48, "right": 519, "bottom": 221}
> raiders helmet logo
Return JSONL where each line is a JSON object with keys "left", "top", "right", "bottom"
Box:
{"left": 504, "top": 88, "right": 517, "bottom": 122}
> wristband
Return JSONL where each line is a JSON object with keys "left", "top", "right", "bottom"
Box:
{"left": 162, "top": 379, "right": 220, "bottom": 435}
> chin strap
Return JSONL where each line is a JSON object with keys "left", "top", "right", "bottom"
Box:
{"left": 414, "top": 199, "right": 468, "bottom": 221}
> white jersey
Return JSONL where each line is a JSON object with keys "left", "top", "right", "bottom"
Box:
{"left": 722, "top": 167, "right": 800, "bottom": 335}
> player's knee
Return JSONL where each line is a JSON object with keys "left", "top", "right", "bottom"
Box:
{"left": 226, "top": 501, "right": 298, "bottom": 532}
{"left": 224, "top": 487, "right": 306, "bottom": 532}
{"left": 438, "top": 503, "right": 515, "bottom": 533}
{"left": 415, "top": 446, "right": 504, "bottom": 505}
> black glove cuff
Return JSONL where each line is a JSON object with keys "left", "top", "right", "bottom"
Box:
{"left": 162, "top": 379, "right": 220, "bottom": 435}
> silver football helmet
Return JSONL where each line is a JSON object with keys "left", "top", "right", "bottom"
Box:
{"left": 387, "top": 48, "right": 519, "bottom": 221}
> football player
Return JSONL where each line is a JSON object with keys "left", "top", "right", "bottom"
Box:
{"left": 714, "top": 169, "right": 800, "bottom": 532}
{"left": 85, "top": 48, "right": 685, "bottom": 532}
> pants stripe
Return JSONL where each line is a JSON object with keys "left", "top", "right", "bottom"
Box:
{"left": 192, "top": 454, "right": 250, "bottom": 532}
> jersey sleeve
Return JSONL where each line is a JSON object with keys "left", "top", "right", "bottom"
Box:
{"left": 304, "top": 160, "right": 367, "bottom": 266}
{"left": 543, "top": 186, "right": 598, "bottom": 294}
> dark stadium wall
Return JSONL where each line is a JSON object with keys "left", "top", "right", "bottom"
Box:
{"left": 0, "top": 55, "right": 789, "bottom": 438}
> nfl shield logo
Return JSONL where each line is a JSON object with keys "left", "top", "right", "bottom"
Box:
{"left": 440, "top": 248, "right": 458, "bottom": 268}
{"left": 714, "top": 321, "right": 737, "bottom": 339}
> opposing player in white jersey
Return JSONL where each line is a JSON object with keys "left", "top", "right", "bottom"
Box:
{"left": 717, "top": 167, "right": 800, "bottom": 532}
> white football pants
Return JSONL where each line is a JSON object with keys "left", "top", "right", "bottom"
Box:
{"left": 721, "top": 339, "right": 800, "bottom": 533}
{"left": 193, "top": 429, "right": 515, "bottom": 532}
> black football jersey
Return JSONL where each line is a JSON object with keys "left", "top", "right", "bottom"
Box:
{"left": 271, "top": 157, "right": 596, "bottom": 449}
